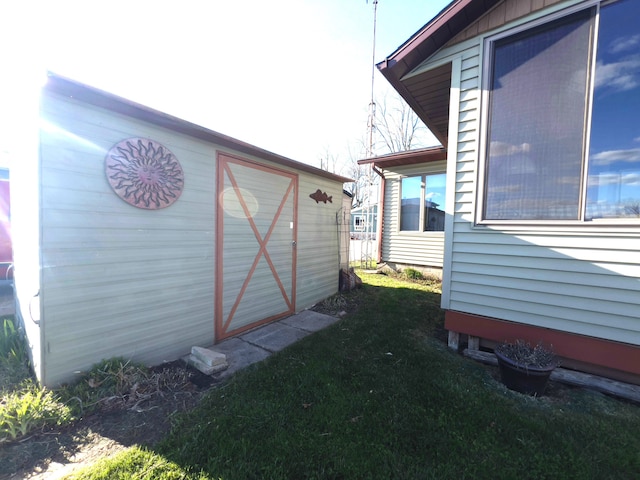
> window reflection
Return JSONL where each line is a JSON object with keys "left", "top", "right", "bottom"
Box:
{"left": 586, "top": 0, "right": 640, "bottom": 219}
{"left": 400, "top": 173, "right": 446, "bottom": 231}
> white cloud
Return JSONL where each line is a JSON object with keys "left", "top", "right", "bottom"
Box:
{"left": 590, "top": 148, "right": 640, "bottom": 166}
{"left": 425, "top": 191, "right": 441, "bottom": 200}
{"left": 588, "top": 172, "right": 640, "bottom": 187}
{"left": 610, "top": 34, "right": 640, "bottom": 54}
{"left": 595, "top": 56, "right": 640, "bottom": 92}
{"left": 588, "top": 174, "right": 615, "bottom": 186}
{"left": 622, "top": 173, "right": 640, "bottom": 186}
{"left": 489, "top": 141, "right": 531, "bottom": 157}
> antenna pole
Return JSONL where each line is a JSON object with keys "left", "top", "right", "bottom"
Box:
{"left": 360, "top": 0, "right": 379, "bottom": 270}
{"left": 367, "top": 0, "right": 378, "bottom": 159}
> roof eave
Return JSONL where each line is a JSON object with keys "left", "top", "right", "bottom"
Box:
{"left": 358, "top": 146, "right": 447, "bottom": 169}
{"left": 377, "top": 0, "right": 501, "bottom": 146}
{"left": 43, "top": 72, "right": 354, "bottom": 184}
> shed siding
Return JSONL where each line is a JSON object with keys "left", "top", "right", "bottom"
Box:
{"left": 40, "top": 93, "right": 217, "bottom": 385}
{"left": 296, "top": 174, "right": 343, "bottom": 308}
{"left": 424, "top": 2, "right": 640, "bottom": 347}
{"left": 39, "top": 91, "right": 345, "bottom": 386}
{"left": 339, "top": 194, "right": 351, "bottom": 271}
{"left": 11, "top": 113, "right": 43, "bottom": 380}
{"left": 381, "top": 162, "right": 447, "bottom": 268}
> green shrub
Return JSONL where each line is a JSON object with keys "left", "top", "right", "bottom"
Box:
{"left": 0, "top": 317, "right": 27, "bottom": 365}
{"left": 403, "top": 268, "right": 424, "bottom": 280}
{"left": 1, "top": 356, "right": 186, "bottom": 445}
{"left": 1, "top": 317, "right": 67, "bottom": 444}
{"left": 0, "top": 317, "right": 32, "bottom": 392}
{"left": 0, "top": 380, "right": 73, "bottom": 443}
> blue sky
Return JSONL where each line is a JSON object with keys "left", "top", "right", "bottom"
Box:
{"left": 587, "top": 0, "right": 640, "bottom": 210}
{"left": 0, "top": 0, "right": 449, "bottom": 172}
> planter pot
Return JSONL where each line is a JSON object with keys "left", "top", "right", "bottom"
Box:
{"left": 494, "top": 350, "right": 556, "bottom": 396}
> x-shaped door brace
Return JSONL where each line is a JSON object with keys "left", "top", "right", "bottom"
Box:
{"left": 221, "top": 162, "right": 295, "bottom": 335}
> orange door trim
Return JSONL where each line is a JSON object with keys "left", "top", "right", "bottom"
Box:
{"left": 215, "top": 153, "right": 298, "bottom": 341}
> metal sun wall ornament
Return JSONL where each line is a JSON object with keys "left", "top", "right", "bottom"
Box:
{"left": 105, "top": 138, "right": 184, "bottom": 209}
{"left": 309, "top": 189, "right": 332, "bottom": 204}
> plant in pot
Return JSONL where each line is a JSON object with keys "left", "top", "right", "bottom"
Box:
{"left": 494, "top": 340, "right": 559, "bottom": 396}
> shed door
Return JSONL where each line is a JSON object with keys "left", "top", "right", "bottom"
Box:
{"left": 215, "top": 154, "right": 298, "bottom": 340}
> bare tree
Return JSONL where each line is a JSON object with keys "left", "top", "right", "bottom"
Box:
{"left": 329, "top": 93, "right": 435, "bottom": 208}
{"left": 341, "top": 142, "right": 371, "bottom": 208}
{"left": 318, "top": 146, "right": 339, "bottom": 173}
{"left": 373, "top": 93, "right": 432, "bottom": 154}
{"left": 624, "top": 201, "right": 640, "bottom": 217}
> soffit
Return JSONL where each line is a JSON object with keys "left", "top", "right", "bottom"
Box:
{"left": 400, "top": 63, "right": 452, "bottom": 149}
{"left": 378, "top": 0, "right": 571, "bottom": 149}
{"left": 376, "top": 0, "right": 501, "bottom": 147}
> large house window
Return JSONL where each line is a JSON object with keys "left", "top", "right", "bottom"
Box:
{"left": 586, "top": 0, "right": 640, "bottom": 219}
{"left": 482, "top": 0, "right": 640, "bottom": 221}
{"left": 400, "top": 173, "right": 446, "bottom": 231}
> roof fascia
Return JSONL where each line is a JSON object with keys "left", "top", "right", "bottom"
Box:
{"left": 376, "top": 0, "right": 499, "bottom": 145}
{"left": 358, "top": 147, "right": 447, "bottom": 168}
{"left": 379, "top": 0, "right": 473, "bottom": 71}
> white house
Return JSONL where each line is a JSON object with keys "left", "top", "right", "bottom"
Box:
{"left": 359, "top": 147, "right": 447, "bottom": 276}
{"left": 378, "top": 0, "right": 640, "bottom": 383}
{"left": 13, "top": 73, "right": 351, "bottom": 387}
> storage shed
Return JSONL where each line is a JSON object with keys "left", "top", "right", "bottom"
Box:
{"left": 15, "top": 73, "right": 351, "bottom": 387}
{"left": 378, "top": 0, "right": 640, "bottom": 383}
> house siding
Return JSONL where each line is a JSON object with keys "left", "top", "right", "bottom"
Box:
{"left": 420, "top": 1, "right": 640, "bottom": 347}
{"left": 381, "top": 162, "right": 447, "bottom": 268}
{"left": 446, "top": 0, "right": 566, "bottom": 46}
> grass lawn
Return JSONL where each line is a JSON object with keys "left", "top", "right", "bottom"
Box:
{"left": 66, "top": 271, "right": 640, "bottom": 479}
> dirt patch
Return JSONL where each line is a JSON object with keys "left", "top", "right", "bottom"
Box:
{"left": 0, "top": 361, "right": 217, "bottom": 480}
{"left": 0, "top": 289, "right": 359, "bottom": 480}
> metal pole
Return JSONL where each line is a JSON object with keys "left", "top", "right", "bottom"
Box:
{"left": 361, "top": 0, "right": 378, "bottom": 269}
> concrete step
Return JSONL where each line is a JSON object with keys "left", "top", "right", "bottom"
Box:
{"left": 186, "top": 346, "right": 229, "bottom": 375}
{"left": 191, "top": 346, "right": 227, "bottom": 367}
{"left": 186, "top": 354, "right": 229, "bottom": 375}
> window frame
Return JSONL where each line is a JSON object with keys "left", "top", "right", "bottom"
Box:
{"left": 476, "top": 0, "right": 639, "bottom": 227}
{"left": 398, "top": 172, "right": 447, "bottom": 234}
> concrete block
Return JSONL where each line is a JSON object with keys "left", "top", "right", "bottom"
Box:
{"left": 187, "top": 354, "right": 229, "bottom": 375}
{"left": 191, "top": 346, "right": 227, "bottom": 367}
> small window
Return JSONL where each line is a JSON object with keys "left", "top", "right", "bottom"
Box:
{"left": 354, "top": 215, "right": 365, "bottom": 231}
{"left": 400, "top": 173, "right": 446, "bottom": 232}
